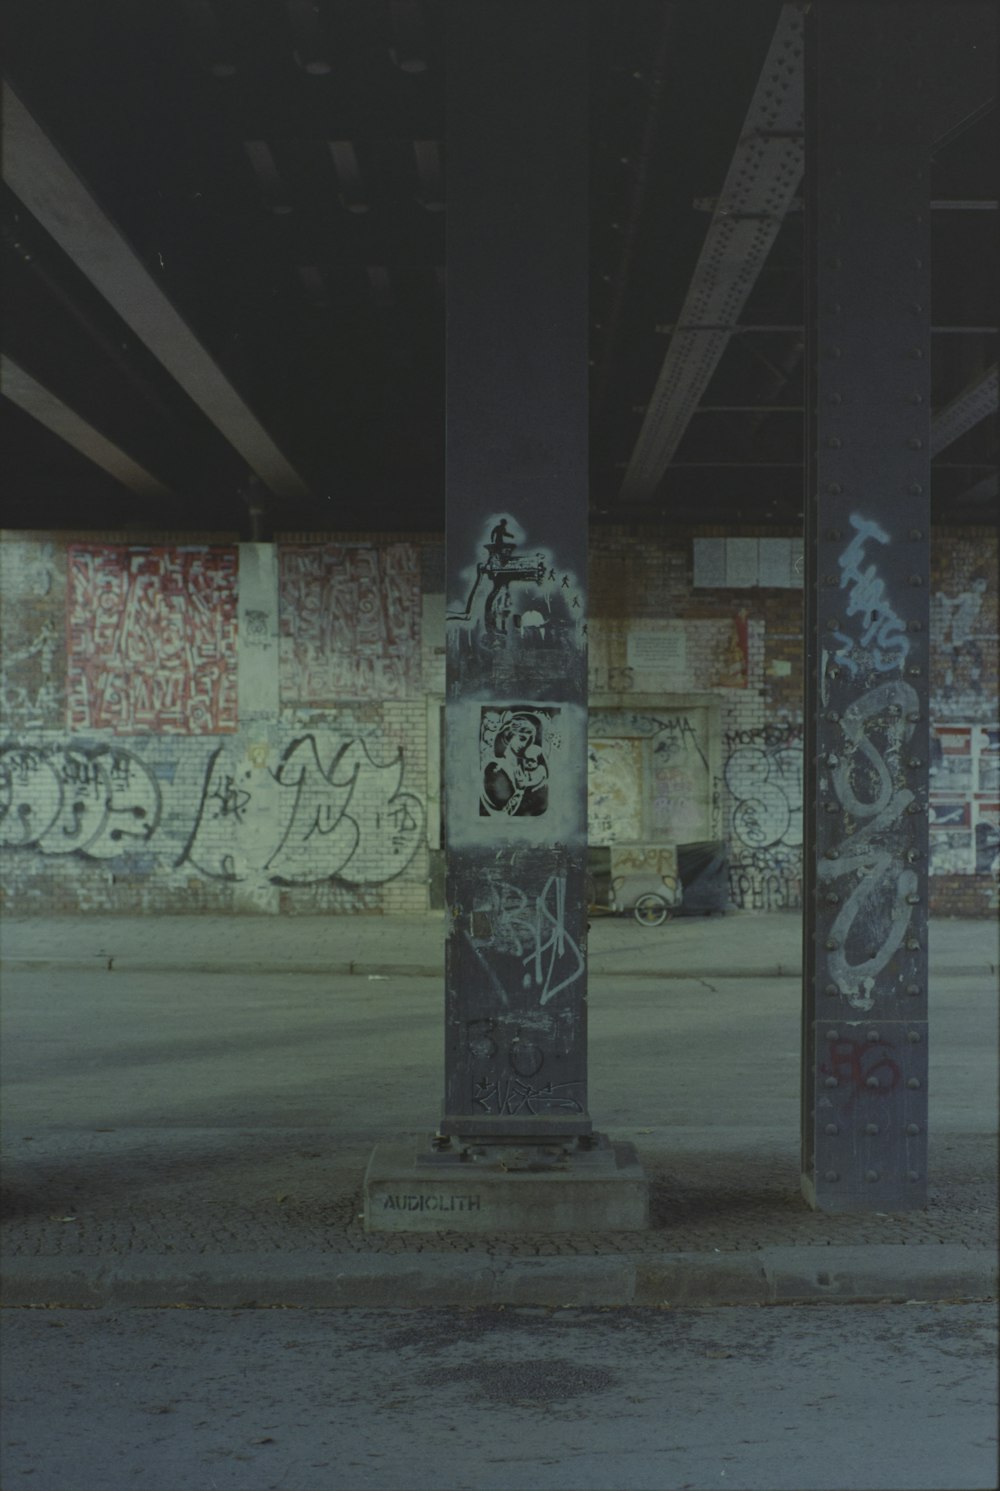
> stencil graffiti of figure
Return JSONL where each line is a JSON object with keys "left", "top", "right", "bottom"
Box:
{"left": 481, "top": 710, "right": 548, "bottom": 817}
{"left": 487, "top": 518, "right": 517, "bottom": 566}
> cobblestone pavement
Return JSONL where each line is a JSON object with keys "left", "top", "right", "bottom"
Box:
{"left": 2, "top": 913, "right": 996, "bottom": 1305}
{"left": 3, "top": 1129, "right": 995, "bottom": 1260}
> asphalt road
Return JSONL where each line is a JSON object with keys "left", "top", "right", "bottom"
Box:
{"left": 2, "top": 1302, "right": 996, "bottom": 1490}
{"left": 1, "top": 967, "right": 995, "bottom": 1134}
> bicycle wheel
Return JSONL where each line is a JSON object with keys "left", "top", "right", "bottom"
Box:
{"left": 633, "top": 892, "right": 669, "bottom": 927}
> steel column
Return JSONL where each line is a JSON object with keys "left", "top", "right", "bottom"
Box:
{"left": 802, "top": 4, "right": 932, "bottom": 1212}
{"left": 441, "top": 2, "right": 590, "bottom": 1143}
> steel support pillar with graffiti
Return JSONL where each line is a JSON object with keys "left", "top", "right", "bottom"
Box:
{"left": 364, "top": 0, "right": 646, "bottom": 1231}
{"left": 801, "top": 4, "right": 932, "bottom": 1212}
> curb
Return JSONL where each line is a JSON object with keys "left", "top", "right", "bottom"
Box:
{"left": 0, "top": 959, "right": 439, "bottom": 979}
{"left": 2, "top": 1246, "right": 995, "bottom": 1310}
{"left": 2, "top": 959, "right": 993, "bottom": 981}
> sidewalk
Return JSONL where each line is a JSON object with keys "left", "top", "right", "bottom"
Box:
{"left": 2, "top": 912, "right": 997, "bottom": 1309}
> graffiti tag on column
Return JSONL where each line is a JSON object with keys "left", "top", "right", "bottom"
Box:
{"left": 465, "top": 872, "right": 584, "bottom": 1005}
{"left": 820, "top": 1036, "right": 901, "bottom": 1097}
{"left": 831, "top": 516, "right": 910, "bottom": 680}
{"left": 0, "top": 742, "right": 161, "bottom": 856}
{"left": 474, "top": 1075, "right": 584, "bottom": 1117}
{"left": 820, "top": 513, "right": 920, "bottom": 1011}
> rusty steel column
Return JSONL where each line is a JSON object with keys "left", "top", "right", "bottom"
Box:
{"left": 802, "top": 4, "right": 932, "bottom": 1211}
{"left": 441, "top": 0, "right": 591, "bottom": 1145}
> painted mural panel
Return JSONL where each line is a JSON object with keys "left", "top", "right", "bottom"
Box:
{"left": 587, "top": 737, "right": 642, "bottom": 844}
{"left": 66, "top": 545, "right": 238, "bottom": 735}
{"left": 587, "top": 707, "right": 714, "bottom": 847}
{"left": 0, "top": 537, "right": 66, "bottom": 731}
{"left": 278, "top": 543, "right": 420, "bottom": 704}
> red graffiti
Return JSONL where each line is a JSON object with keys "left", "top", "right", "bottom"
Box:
{"left": 67, "top": 545, "right": 237, "bottom": 734}
{"left": 821, "top": 1038, "right": 901, "bottom": 1094}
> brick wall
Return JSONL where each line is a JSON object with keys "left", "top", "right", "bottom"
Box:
{"left": 1, "top": 523, "right": 994, "bottom": 916}
{"left": 927, "top": 530, "right": 999, "bottom": 915}
{"left": 1, "top": 531, "right": 435, "bottom": 915}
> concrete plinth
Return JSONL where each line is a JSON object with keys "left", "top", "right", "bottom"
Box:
{"left": 363, "top": 1135, "right": 648, "bottom": 1234}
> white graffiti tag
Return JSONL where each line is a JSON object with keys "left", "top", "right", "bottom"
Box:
{"left": 818, "top": 680, "right": 920, "bottom": 1010}
{"left": 833, "top": 515, "right": 910, "bottom": 676}
{"left": 468, "top": 873, "right": 585, "bottom": 1005}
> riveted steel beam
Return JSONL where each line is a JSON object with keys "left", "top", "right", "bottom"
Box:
{"left": 441, "top": 1, "right": 590, "bottom": 1144}
{"left": 2, "top": 82, "right": 311, "bottom": 500}
{"left": 1, "top": 354, "right": 173, "bottom": 497}
{"left": 617, "top": 2, "right": 806, "bottom": 505}
{"left": 930, "top": 364, "right": 999, "bottom": 455}
{"left": 802, "top": 3, "right": 935, "bottom": 1213}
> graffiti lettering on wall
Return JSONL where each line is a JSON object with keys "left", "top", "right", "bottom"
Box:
{"left": 0, "top": 742, "right": 161, "bottom": 856}
{"left": 724, "top": 721, "right": 803, "bottom": 751}
{"left": 651, "top": 716, "right": 712, "bottom": 840}
{"left": 178, "top": 734, "right": 424, "bottom": 885}
{"left": 2, "top": 733, "right": 424, "bottom": 890}
{"left": 465, "top": 871, "right": 584, "bottom": 1006}
{"left": 67, "top": 546, "right": 238, "bottom": 734}
{"left": 588, "top": 709, "right": 713, "bottom": 846}
{"left": 279, "top": 543, "right": 420, "bottom": 703}
{"left": 725, "top": 734, "right": 803, "bottom": 910}
{"left": 587, "top": 664, "right": 635, "bottom": 693}
{"left": 729, "top": 845, "right": 801, "bottom": 912}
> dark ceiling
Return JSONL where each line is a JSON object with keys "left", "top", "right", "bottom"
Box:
{"left": 1, "top": 0, "right": 997, "bottom": 537}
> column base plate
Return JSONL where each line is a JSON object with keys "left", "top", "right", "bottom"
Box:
{"left": 363, "top": 1133, "right": 648, "bottom": 1233}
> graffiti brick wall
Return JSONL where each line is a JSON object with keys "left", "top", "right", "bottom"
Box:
{"left": 590, "top": 525, "right": 804, "bottom": 912}
{"left": 1, "top": 524, "right": 993, "bottom": 916}
{"left": 1, "top": 532, "right": 431, "bottom": 915}
{"left": 590, "top": 524, "right": 995, "bottom": 917}
{"left": 928, "top": 530, "right": 999, "bottom": 915}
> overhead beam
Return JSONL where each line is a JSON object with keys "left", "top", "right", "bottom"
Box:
{"left": 693, "top": 196, "right": 998, "bottom": 212}
{"left": 653, "top": 322, "right": 997, "bottom": 335}
{"left": 617, "top": 2, "right": 806, "bottom": 504}
{"left": 955, "top": 470, "right": 998, "bottom": 505}
{"left": 930, "top": 364, "right": 999, "bottom": 455}
{"left": 1, "top": 354, "right": 172, "bottom": 497}
{"left": 1, "top": 81, "right": 312, "bottom": 500}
